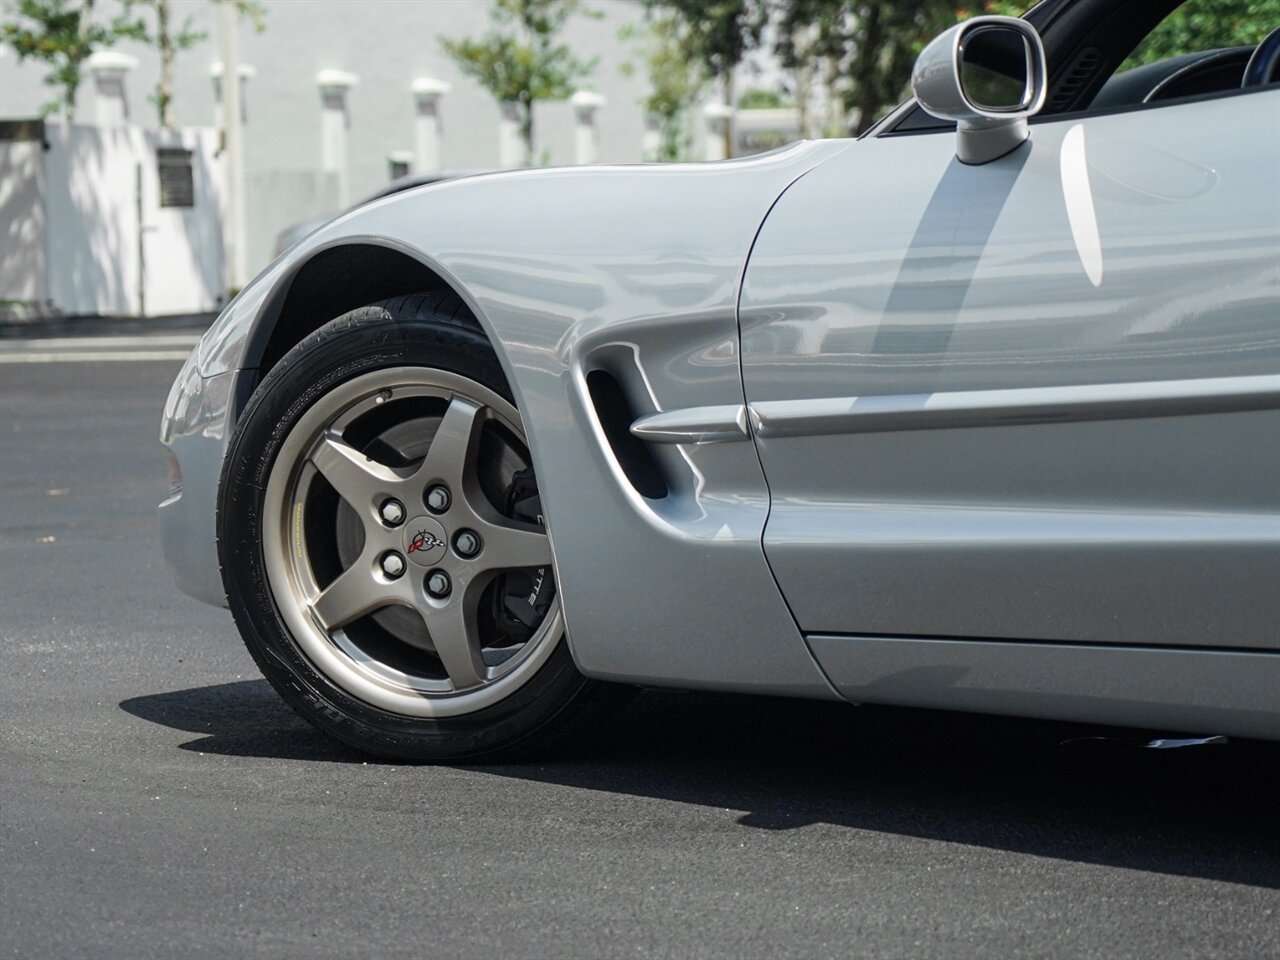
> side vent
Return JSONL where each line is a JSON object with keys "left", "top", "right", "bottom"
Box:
{"left": 585, "top": 370, "right": 669, "bottom": 500}
{"left": 1047, "top": 47, "right": 1103, "bottom": 113}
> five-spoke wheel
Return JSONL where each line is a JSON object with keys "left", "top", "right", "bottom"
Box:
{"left": 263, "top": 367, "right": 563, "bottom": 716}
{"left": 218, "top": 298, "right": 612, "bottom": 760}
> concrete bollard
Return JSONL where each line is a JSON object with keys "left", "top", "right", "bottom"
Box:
{"left": 209, "top": 61, "right": 256, "bottom": 129}
{"left": 570, "top": 90, "right": 606, "bottom": 165}
{"left": 86, "top": 51, "right": 138, "bottom": 126}
{"left": 702, "top": 102, "right": 734, "bottom": 162}
{"left": 316, "top": 69, "right": 358, "bottom": 206}
{"left": 498, "top": 102, "right": 523, "bottom": 168}
{"left": 642, "top": 113, "right": 663, "bottom": 162}
{"left": 411, "top": 78, "right": 450, "bottom": 173}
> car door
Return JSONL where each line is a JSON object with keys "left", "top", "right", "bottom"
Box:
{"left": 738, "top": 88, "right": 1280, "bottom": 651}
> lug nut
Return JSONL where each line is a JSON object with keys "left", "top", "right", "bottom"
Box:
{"left": 454, "top": 529, "right": 481, "bottom": 558}
{"left": 426, "top": 570, "right": 452, "bottom": 599}
{"left": 380, "top": 498, "right": 405, "bottom": 526}
{"left": 426, "top": 485, "right": 451, "bottom": 513}
{"left": 381, "top": 552, "right": 406, "bottom": 579}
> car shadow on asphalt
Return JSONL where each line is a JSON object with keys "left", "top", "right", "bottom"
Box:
{"left": 121, "top": 678, "right": 367, "bottom": 763}
{"left": 121, "top": 679, "right": 1280, "bottom": 889}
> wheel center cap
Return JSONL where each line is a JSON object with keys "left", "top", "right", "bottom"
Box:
{"left": 402, "top": 516, "right": 448, "bottom": 566}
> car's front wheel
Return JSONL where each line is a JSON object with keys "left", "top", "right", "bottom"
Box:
{"left": 218, "top": 295, "right": 612, "bottom": 760}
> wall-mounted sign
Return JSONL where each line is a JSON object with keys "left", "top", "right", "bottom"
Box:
{"left": 157, "top": 148, "right": 195, "bottom": 208}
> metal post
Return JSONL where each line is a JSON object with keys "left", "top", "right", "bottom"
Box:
{"left": 723, "top": 74, "right": 735, "bottom": 160}
{"left": 135, "top": 163, "right": 146, "bottom": 317}
{"left": 220, "top": 3, "right": 247, "bottom": 291}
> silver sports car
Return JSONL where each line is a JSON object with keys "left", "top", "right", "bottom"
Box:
{"left": 160, "top": 0, "right": 1280, "bottom": 760}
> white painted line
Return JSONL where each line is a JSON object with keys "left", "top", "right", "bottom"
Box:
{"left": 0, "top": 351, "right": 193, "bottom": 363}
{"left": 4, "top": 335, "right": 202, "bottom": 348}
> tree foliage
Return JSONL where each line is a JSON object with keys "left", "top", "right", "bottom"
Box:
{"left": 737, "top": 86, "right": 791, "bottom": 108}
{"left": 121, "top": 0, "right": 202, "bottom": 128}
{"left": 213, "top": 0, "right": 265, "bottom": 33}
{"left": 441, "top": 0, "right": 599, "bottom": 165}
{"left": 652, "top": 0, "right": 766, "bottom": 85}
{"left": 643, "top": 0, "right": 766, "bottom": 153}
{"left": 777, "top": 1, "right": 885, "bottom": 135}
{"left": 650, "top": 0, "right": 946, "bottom": 139}
{"left": 122, "top": 0, "right": 265, "bottom": 129}
{"left": 653, "top": 0, "right": 1280, "bottom": 143}
{"left": 1122, "top": 0, "right": 1280, "bottom": 68}
{"left": 772, "top": 0, "right": 1012, "bottom": 136}
{"left": 1, "top": 0, "right": 142, "bottom": 119}
{"left": 2, "top": 0, "right": 266, "bottom": 126}
{"left": 620, "top": 12, "right": 707, "bottom": 161}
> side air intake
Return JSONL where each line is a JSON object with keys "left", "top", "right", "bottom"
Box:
{"left": 585, "top": 370, "right": 669, "bottom": 500}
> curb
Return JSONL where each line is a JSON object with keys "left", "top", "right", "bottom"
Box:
{"left": 0, "top": 310, "right": 218, "bottom": 338}
{"left": 0, "top": 302, "right": 62, "bottom": 327}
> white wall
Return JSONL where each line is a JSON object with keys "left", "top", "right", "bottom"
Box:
{"left": 0, "top": 122, "right": 226, "bottom": 316}
{"left": 0, "top": 0, "right": 653, "bottom": 274}
{"left": 0, "top": 137, "right": 46, "bottom": 303}
{"left": 245, "top": 167, "right": 340, "bottom": 270}
{"left": 42, "top": 122, "right": 142, "bottom": 314}
{"left": 141, "top": 127, "right": 226, "bottom": 315}
{"left": 736, "top": 108, "right": 801, "bottom": 155}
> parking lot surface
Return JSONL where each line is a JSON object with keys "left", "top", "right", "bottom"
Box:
{"left": 1, "top": 351, "right": 1277, "bottom": 959}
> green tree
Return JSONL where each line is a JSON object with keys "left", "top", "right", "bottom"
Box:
{"left": 441, "top": 0, "right": 599, "bottom": 166}
{"left": 737, "top": 86, "right": 791, "bottom": 108}
{"left": 120, "top": 0, "right": 201, "bottom": 128}
{"left": 122, "top": 0, "right": 265, "bottom": 129}
{"left": 775, "top": 0, "right": 967, "bottom": 136}
{"left": 1, "top": 0, "right": 144, "bottom": 119}
{"left": 620, "top": 12, "right": 707, "bottom": 161}
{"left": 645, "top": 0, "right": 768, "bottom": 155}
{"left": 1122, "top": 0, "right": 1280, "bottom": 68}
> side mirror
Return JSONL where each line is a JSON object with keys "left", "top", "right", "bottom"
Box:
{"left": 911, "top": 16, "right": 1047, "bottom": 164}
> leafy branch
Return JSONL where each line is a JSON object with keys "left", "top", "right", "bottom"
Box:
{"left": 2, "top": 0, "right": 143, "bottom": 119}
{"left": 441, "top": 0, "right": 599, "bottom": 165}
{"left": 619, "top": 13, "right": 707, "bottom": 161}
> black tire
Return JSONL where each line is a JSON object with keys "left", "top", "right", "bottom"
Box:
{"left": 218, "top": 293, "right": 622, "bottom": 761}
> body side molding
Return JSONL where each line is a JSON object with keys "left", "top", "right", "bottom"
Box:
{"left": 630, "top": 404, "right": 750, "bottom": 444}
{"left": 749, "top": 374, "right": 1280, "bottom": 438}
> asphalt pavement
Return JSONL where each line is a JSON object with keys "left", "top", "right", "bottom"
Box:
{"left": 1, "top": 334, "right": 1278, "bottom": 959}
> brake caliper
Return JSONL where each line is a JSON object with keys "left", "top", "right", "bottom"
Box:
{"left": 489, "top": 468, "right": 555, "bottom": 644}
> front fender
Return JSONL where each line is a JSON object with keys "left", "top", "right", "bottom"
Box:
{"left": 197, "top": 143, "right": 851, "bottom": 696}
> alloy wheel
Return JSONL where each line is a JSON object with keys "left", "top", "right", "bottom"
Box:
{"left": 262, "top": 367, "right": 562, "bottom": 718}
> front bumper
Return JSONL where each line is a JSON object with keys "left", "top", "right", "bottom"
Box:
{"left": 158, "top": 351, "right": 239, "bottom": 607}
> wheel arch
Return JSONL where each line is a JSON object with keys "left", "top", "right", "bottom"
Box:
{"left": 234, "top": 238, "right": 500, "bottom": 419}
